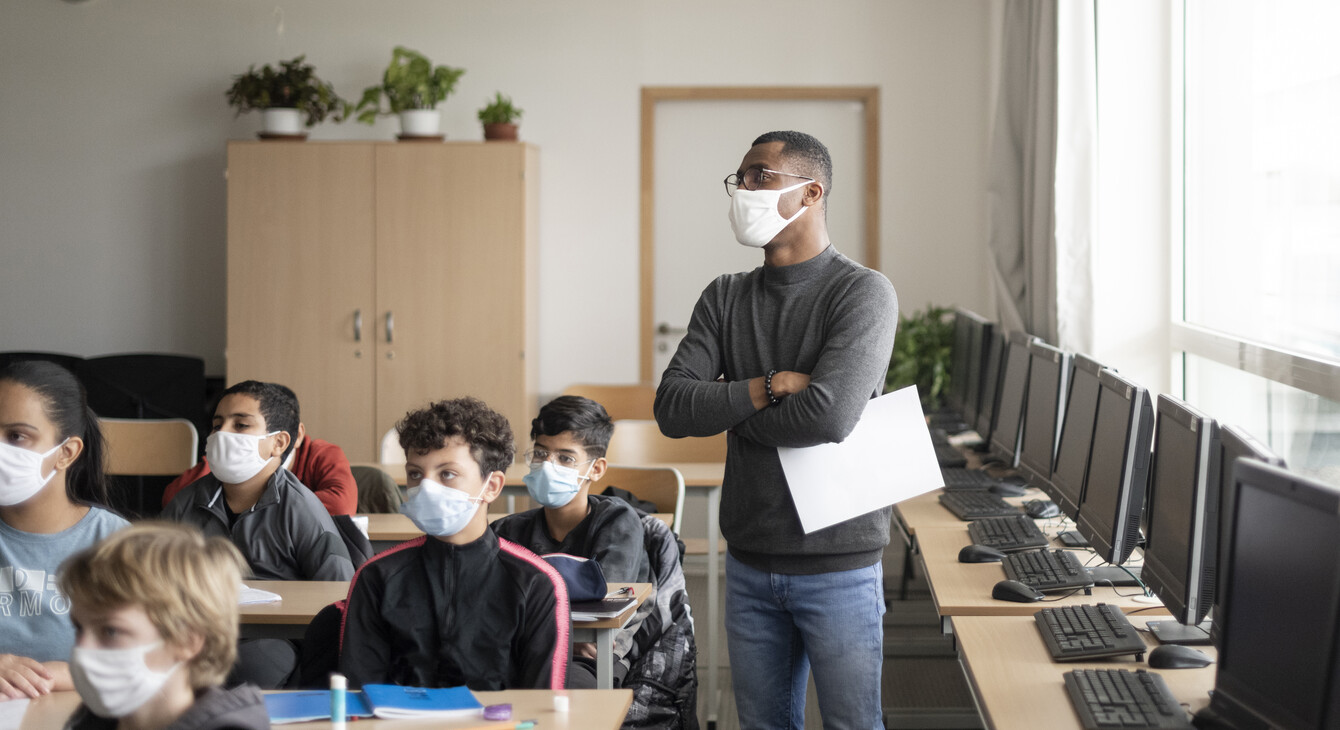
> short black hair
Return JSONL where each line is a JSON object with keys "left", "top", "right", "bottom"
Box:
{"left": 752, "top": 130, "right": 833, "bottom": 201}
{"left": 530, "top": 396, "right": 613, "bottom": 458}
{"left": 217, "top": 381, "right": 300, "bottom": 462}
{"left": 398, "top": 397, "right": 515, "bottom": 477}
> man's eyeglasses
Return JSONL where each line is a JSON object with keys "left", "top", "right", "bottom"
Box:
{"left": 723, "top": 168, "right": 815, "bottom": 197}
{"left": 523, "top": 449, "right": 592, "bottom": 469}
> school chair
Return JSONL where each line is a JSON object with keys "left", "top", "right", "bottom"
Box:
{"left": 601, "top": 465, "right": 685, "bottom": 535}
{"left": 350, "top": 464, "right": 403, "bottom": 514}
{"left": 560, "top": 383, "right": 657, "bottom": 421}
{"left": 100, "top": 417, "right": 198, "bottom": 515}
{"left": 605, "top": 419, "right": 727, "bottom": 464}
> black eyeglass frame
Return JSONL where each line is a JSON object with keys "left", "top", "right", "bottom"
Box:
{"left": 723, "top": 168, "right": 815, "bottom": 197}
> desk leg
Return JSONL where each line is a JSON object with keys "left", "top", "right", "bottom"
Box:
{"left": 707, "top": 484, "right": 721, "bottom": 728}
{"left": 597, "top": 629, "right": 614, "bottom": 690}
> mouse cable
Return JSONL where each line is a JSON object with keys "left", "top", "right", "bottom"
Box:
{"left": 1039, "top": 586, "right": 1092, "bottom": 602}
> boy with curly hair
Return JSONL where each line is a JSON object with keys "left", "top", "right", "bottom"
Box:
{"left": 339, "top": 397, "right": 570, "bottom": 690}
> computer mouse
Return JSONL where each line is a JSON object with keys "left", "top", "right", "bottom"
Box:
{"left": 958, "top": 544, "right": 1007, "bottom": 564}
{"left": 992, "top": 579, "right": 1045, "bottom": 603}
{"left": 989, "top": 482, "right": 1030, "bottom": 498}
{"left": 1147, "top": 644, "right": 1213, "bottom": 669}
{"left": 1025, "top": 499, "right": 1061, "bottom": 519}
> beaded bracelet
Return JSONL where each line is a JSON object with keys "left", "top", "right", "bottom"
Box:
{"left": 765, "top": 369, "right": 781, "bottom": 407}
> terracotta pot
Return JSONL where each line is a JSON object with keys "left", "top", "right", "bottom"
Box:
{"left": 483, "top": 122, "right": 519, "bottom": 141}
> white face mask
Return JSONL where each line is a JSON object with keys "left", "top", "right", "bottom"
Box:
{"left": 728, "top": 179, "right": 812, "bottom": 248}
{"left": 206, "top": 430, "right": 279, "bottom": 484}
{"left": 70, "top": 641, "right": 180, "bottom": 719}
{"left": 399, "top": 476, "right": 487, "bottom": 537}
{"left": 0, "top": 439, "right": 68, "bottom": 506}
{"left": 523, "top": 460, "right": 593, "bottom": 509}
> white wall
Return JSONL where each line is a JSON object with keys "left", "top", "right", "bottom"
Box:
{"left": 0, "top": 0, "right": 995, "bottom": 397}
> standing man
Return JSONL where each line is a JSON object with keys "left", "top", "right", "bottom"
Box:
{"left": 655, "top": 131, "right": 897, "bottom": 729}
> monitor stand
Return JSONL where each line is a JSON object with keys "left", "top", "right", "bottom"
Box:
{"left": 1057, "top": 530, "right": 1089, "bottom": 548}
{"left": 1087, "top": 565, "right": 1142, "bottom": 587}
{"left": 1146, "top": 618, "right": 1212, "bottom": 646}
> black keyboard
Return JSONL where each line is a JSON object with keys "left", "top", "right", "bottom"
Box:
{"left": 1002, "top": 549, "right": 1094, "bottom": 591}
{"left": 1064, "top": 669, "right": 1193, "bottom": 729}
{"left": 938, "top": 491, "right": 1021, "bottom": 520}
{"left": 936, "top": 444, "right": 968, "bottom": 469}
{"left": 940, "top": 468, "right": 1002, "bottom": 491}
{"left": 968, "top": 515, "right": 1049, "bottom": 551}
{"left": 1036, "top": 604, "right": 1147, "bottom": 661}
{"left": 930, "top": 427, "right": 950, "bottom": 446}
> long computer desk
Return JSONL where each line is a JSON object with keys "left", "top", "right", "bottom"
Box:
{"left": 953, "top": 615, "right": 1216, "bottom": 730}
{"left": 18, "top": 689, "right": 634, "bottom": 730}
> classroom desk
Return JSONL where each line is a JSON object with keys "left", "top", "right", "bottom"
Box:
{"left": 953, "top": 615, "right": 1216, "bottom": 730}
{"left": 18, "top": 689, "right": 634, "bottom": 730}
{"left": 894, "top": 486, "right": 1047, "bottom": 537}
{"left": 913, "top": 529, "right": 1169, "bottom": 633}
{"left": 361, "top": 512, "right": 674, "bottom": 553}
{"left": 238, "top": 581, "right": 653, "bottom": 690}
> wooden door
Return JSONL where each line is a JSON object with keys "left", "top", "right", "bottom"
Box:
{"left": 226, "top": 143, "right": 377, "bottom": 460}
{"left": 374, "top": 143, "right": 538, "bottom": 453}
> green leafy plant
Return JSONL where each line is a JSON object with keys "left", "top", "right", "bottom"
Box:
{"left": 356, "top": 46, "right": 465, "bottom": 124}
{"left": 885, "top": 305, "right": 955, "bottom": 410}
{"left": 224, "top": 55, "right": 348, "bottom": 127}
{"left": 477, "top": 92, "right": 523, "bottom": 125}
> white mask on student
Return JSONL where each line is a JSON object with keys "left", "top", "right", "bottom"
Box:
{"left": 728, "top": 179, "right": 812, "bottom": 248}
{"left": 400, "top": 476, "right": 487, "bottom": 537}
{"left": 0, "top": 439, "right": 68, "bottom": 506}
{"left": 523, "top": 460, "right": 592, "bottom": 509}
{"left": 70, "top": 641, "right": 181, "bottom": 719}
{"left": 206, "top": 430, "right": 279, "bottom": 484}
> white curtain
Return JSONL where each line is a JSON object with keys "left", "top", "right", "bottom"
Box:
{"left": 986, "top": 0, "right": 1097, "bottom": 351}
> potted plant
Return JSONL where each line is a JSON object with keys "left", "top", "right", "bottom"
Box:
{"left": 478, "top": 92, "right": 523, "bottom": 141}
{"left": 356, "top": 46, "right": 465, "bottom": 138}
{"left": 885, "top": 305, "right": 955, "bottom": 410}
{"left": 225, "top": 55, "right": 347, "bottom": 139}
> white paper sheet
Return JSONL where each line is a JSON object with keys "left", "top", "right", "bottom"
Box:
{"left": 0, "top": 699, "right": 29, "bottom": 730}
{"left": 778, "top": 386, "right": 944, "bottom": 534}
{"left": 239, "top": 583, "right": 282, "bottom": 605}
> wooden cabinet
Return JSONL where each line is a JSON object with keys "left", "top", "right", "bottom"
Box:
{"left": 226, "top": 142, "right": 538, "bottom": 462}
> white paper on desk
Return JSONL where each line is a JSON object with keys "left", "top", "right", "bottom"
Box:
{"left": 238, "top": 583, "right": 282, "bottom": 605}
{"left": 0, "top": 698, "right": 30, "bottom": 730}
{"left": 778, "top": 386, "right": 943, "bottom": 534}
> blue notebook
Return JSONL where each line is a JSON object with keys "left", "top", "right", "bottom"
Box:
{"left": 264, "top": 691, "right": 373, "bottom": 724}
{"left": 361, "top": 684, "right": 483, "bottom": 719}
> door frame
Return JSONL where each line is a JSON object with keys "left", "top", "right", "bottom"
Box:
{"left": 639, "top": 86, "right": 881, "bottom": 382}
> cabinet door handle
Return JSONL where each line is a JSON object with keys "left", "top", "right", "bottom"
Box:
{"left": 385, "top": 311, "right": 394, "bottom": 344}
{"left": 353, "top": 309, "right": 362, "bottom": 342}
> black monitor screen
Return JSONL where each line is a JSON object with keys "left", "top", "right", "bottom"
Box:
{"left": 990, "top": 332, "right": 1034, "bottom": 466}
{"left": 1047, "top": 355, "right": 1104, "bottom": 518}
{"left": 1212, "top": 460, "right": 1340, "bottom": 730}
{"left": 1074, "top": 370, "right": 1152, "bottom": 566}
{"left": 1209, "top": 425, "right": 1285, "bottom": 650}
{"left": 1018, "top": 341, "right": 1069, "bottom": 489}
{"left": 963, "top": 316, "right": 994, "bottom": 430}
{"left": 974, "top": 330, "right": 1005, "bottom": 440}
{"left": 949, "top": 311, "right": 973, "bottom": 413}
{"left": 1141, "top": 395, "right": 1220, "bottom": 627}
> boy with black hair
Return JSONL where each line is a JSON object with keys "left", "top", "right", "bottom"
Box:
{"left": 492, "top": 395, "right": 650, "bottom": 688}
{"left": 162, "top": 381, "right": 353, "bottom": 582}
{"left": 339, "top": 396, "right": 569, "bottom": 691}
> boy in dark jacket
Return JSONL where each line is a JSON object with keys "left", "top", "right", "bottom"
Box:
{"left": 492, "top": 395, "right": 650, "bottom": 687}
{"left": 340, "top": 397, "right": 569, "bottom": 690}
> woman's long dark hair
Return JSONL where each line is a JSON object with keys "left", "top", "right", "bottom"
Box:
{"left": 0, "top": 361, "right": 111, "bottom": 508}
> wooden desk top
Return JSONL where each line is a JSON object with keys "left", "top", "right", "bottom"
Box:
{"left": 352, "top": 461, "right": 725, "bottom": 488}
{"left": 953, "top": 615, "right": 1216, "bottom": 730}
{"left": 18, "top": 688, "right": 633, "bottom": 730}
{"left": 362, "top": 512, "right": 672, "bottom": 544}
{"left": 915, "top": 529, "right": 1170, "bottom": 617}
{"left": 237, "top": 581, "right": 653, "bottom": 630}
{"left": 894, "top": 486, "right": 1049, "bottom": 535}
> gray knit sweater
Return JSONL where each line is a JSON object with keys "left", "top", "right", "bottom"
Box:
{"left": 654, "top": 245, "right": 899, "bottom": 574}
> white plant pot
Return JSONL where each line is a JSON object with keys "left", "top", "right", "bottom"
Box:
{"left": 262, "top": 108, "right": 304, "bottom": 135}
{"left": 399, "top": 109, "right": 441, "bottom": 137}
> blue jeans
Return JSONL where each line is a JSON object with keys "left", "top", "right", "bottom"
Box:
{"left": 725, "top": 553, "right": 886, "bottom": 730}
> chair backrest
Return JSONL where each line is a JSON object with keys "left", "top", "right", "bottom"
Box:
{"left": 379, "top": 427, "right": 404, "bottom": 465}
{"left": 560, "top": 384, "right": 657, "bottom": 421}
{"left": 602, "top": 465, "right": 685, "bottom": 534}
{"left": 99, "top": 418, "right": 199, "bottom": 476}
{"left": 606, "top": 419, "right": 727, "bottom": 465}
{"left": 350, "top": 465, "right": 404, "bottom": 514}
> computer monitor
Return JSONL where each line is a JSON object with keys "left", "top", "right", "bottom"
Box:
{"left": 1017, "top": 341, "right": 1071, "bottom": 490}
{"left": 1207, "top": 425, "right": 1286, "bottom": 650}
{"left": 988, "top": 330, "right": 1037, "bottom": 467}
{"left": 1141, "top": 395, "right": 1221, "bottom": 644}
{"left": 1044, "top": 354, "right": 1105, "bottom": 518}
{"left": 973, "top": 329, "right": 1006, "bottom": 443}
{"left": 960, "top": 312, "right": 994, "bottom": 432}
{"left": 1073, "top": 369, "right": 1153, "bottom": 566}
{"left": 947, "top": 309, "right": 974, "bottom": 415}
{"left": 1205, "top": 460, "right": 1340, "bottom": 730}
